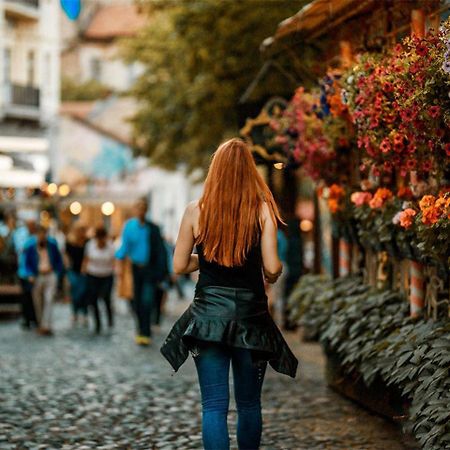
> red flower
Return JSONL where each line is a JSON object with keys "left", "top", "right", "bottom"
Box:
{"left": 380, "top": 138, "right": 391, "bottom": 153}
{"left": 428, "top": 105, "right": 441, "bottom": 119}
{"left": 445, "top": 143, "right": 450, "bottom": 157}
{"left": 422, "top": 160, "right": 432, "bottom": 172}
{"left": 406, "top": 159, "right": 416, "bottom": 170}
{"left": 398, "top": 187, "right": 413, "bottom": 199}
{"left": 383, "top": 81, "right": 394, "bottom": 93}
{"left": 415, "top": 42, "right": 428, "bottom": 56}
{"left": 407, "top": 144, "right": 417, "bottom": 154}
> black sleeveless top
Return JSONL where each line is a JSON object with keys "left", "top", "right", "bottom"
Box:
{"left": 160, "top": 231, "right": 299, "bottom": 378}
{"left": 196, "top": 242, "right": 265, "bottom": 296}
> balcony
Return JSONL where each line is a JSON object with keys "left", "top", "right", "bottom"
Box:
{"left": 4, "top": 0, "right": 40, "bottom": 21}
{"left": 3, "top": 83, "right": 40, "bottom": 120}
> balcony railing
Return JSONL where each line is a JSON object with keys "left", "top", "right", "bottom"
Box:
{"left": 13, "top": 0, "right": 39, "bottom": 8}
{"left": 4, "top": 0, "right": 39, "bottom": 21}
{"left": 2, "top": 83, "right": 40, "bottom": 120}
{"left": 7, "top": 84, "right": 40, "bottom": 107}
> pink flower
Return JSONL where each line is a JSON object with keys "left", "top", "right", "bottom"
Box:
{"left": 350, "top": 191, "right": 373, "bottom": 206}
{"left": 275, "top": 135, "right": 288, "bottom": 145}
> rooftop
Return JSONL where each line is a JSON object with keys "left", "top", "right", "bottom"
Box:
{"left": 83, "top": 4, "right": 147, "bottom": 41}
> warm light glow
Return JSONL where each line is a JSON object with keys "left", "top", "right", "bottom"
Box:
{"left": 47, "top": 183, "right": 58, "bottom": 195}
{"left": 69, "top": 201, "right": 82, "bottom": 215}
{"left": 101, "top": 201, "right": 115, "bottom": 216}
{"left": 58, "top": 184, "right": 70, "bottom": 197}
{"left": 273, "top": 162, "right": 284, "bottom": 170}
{"left": 300, "top": 219, "right": 313, "bottom": 232}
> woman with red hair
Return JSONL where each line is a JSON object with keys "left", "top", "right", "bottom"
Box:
{"left": 161, "top": 138, "right": 298, "bottom": 450}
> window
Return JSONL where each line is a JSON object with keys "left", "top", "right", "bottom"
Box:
{"left": 90, "top": 57, "right": 102, "bottom": 81}
{"left": 27, "top": 50, "right": 35, "bottom": 86}
{"left": 4, "top": 48, "right": 11, "bottom": 84}
{"left": 44, "top": 52, "right": 51, "bottom": 89}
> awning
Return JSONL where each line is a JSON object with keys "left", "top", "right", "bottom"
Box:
{"left": 0, "top": 169, "right": 44, "bottom": 188}
{"left": 0, "top": 136, "right": 49, "bottom": 153}
{"left": 262, "top": 0, "right": 375, "bottom": 49}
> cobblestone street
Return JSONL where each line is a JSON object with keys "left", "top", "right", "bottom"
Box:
{"left": 0, "top": 294, "right": 414, "bottom": 450}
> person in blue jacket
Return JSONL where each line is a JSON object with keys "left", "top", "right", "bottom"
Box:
{"left": 116, "top": 198, "right": 168, "bottom": 346}
{"left": 23, "top": 225, "right": 64, "bottom": 336}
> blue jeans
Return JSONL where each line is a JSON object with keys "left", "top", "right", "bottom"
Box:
{"left": 131, "top": 265, "right": 155, "bottom": 337}
{"left": 86, "top": 274, "right": 114, "bottom": 333}
{"left": 194, "top": 343, "right": 267, "bottom": 450}
{"left": 67, "top": 271, "right": 88, "bottom": 316}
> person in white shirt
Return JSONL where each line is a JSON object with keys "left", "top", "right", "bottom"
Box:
{"left": 82, "top": 226, "right": 115, "bottom": 334}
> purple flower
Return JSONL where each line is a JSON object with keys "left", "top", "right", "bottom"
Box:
{"left": 443, "top": 60, "right": 450, "bottom": 74}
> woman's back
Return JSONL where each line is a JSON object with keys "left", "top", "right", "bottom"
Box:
{"left": 195, "top": 240, "right": 265, "bottom": 296}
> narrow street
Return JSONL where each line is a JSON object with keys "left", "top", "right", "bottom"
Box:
{"left": 0, "top": 292, "right": 412, "bottom": 450}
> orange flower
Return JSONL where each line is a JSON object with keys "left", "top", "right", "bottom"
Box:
{"left": 328, "top": 198, "right": 340, "bottom": 213}
{"left": 399, "top": 208, "right": 416, "bottom": 229}
{"left": 369, "top": 188, "right": 393, "bottom": 209}
{"left": 435, "top": 197, "right": 447, "bottom": 215}
{"left": 422, "top": 207, "right": 440, "bottom": 225}
{"left": 419, "top": 195, "right": 435, "bottom": 211}
{"left": 329, "top": 184, "right": 345, "bottom": 199}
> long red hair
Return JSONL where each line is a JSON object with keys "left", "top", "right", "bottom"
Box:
{"left": 197, "top": 138, "right": 282, "bottom": 267}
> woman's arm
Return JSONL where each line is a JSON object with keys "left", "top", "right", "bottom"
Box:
{"left": 260, "top": 203, "right": 283, "bottom": 284}
{"left": 173, "top": 202, "right": 199, "bottom": 274}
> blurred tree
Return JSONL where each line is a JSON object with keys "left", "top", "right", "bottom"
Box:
{"left": 122, "top": 0, "right": 310, "bottom": 171}
{"left": 61, "top": 77, "right": 110, "bottom": 101}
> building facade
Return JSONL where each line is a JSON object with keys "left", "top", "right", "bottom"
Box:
{"left": 0, "top": 0, "right": 59, "bottom": 191}
{"left": 60, "top": 1, "right": 144, "bottom": 92}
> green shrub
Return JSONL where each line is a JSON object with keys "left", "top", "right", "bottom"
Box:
{"left": 288, "top": 275, "right": 450, "bottom": 450}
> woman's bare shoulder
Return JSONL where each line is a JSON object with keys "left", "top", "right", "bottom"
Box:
{"left": 186, "top": 200, "right": 200, "bottom": 214}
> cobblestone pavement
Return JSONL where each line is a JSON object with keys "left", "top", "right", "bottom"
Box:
{"left": 0, "top": 293, "right": 415, "bottom": 450}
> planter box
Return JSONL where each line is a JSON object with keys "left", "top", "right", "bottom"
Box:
{"left": 324, "top": 348, "right": 410, "bottom": 422}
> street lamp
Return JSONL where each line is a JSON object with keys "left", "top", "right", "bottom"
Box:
{"left": 69, "top": 201, "right": 82, "bottom": 215}
{"left": 47, "top": 183, "right": 58, "bottom": 196}
{"left": 58, "top": 184, "right": 70, "bottom": 197}
{"left": 101, "top": 201, "right": 115, "bottom": 216}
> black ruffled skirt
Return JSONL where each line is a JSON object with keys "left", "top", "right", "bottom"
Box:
{"left": 160, "top": 286, "right": 298, "bottom": 378}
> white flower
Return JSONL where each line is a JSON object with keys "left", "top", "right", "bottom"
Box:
{"left": 392, "top": 211, "right": 402, "bottom": 225}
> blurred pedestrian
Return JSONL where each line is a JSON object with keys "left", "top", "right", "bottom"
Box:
{"left": 267, "top": 228, "right": 288, "bottom": 322}
{"left": 116, "top": 198, "right": 168, "bottom": 346}
{"left": 23, "top": 225, "right": 64, "bottom": 336}
{"left": 49, "top": 219, "right": 68, "bottom": 300}
{"left": 83, "top": 226, "right": 115, "bottom": 334}
{"left": 12, "top": 219, "right": 38, "bottom": 329}
{"left": 161, "top": 138, "right": 297, "bottom": 450}
{"left": 66, "top": 222, "right": 88, "bottom": 327}
{"left": 165, "top": 239, "right": 186, "bottom": 302}
{"left": 152, "top": 238, "right": 172, "bottom": 327}
{"left": 0, "top": 212, "right": 18, "bottom": 284}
